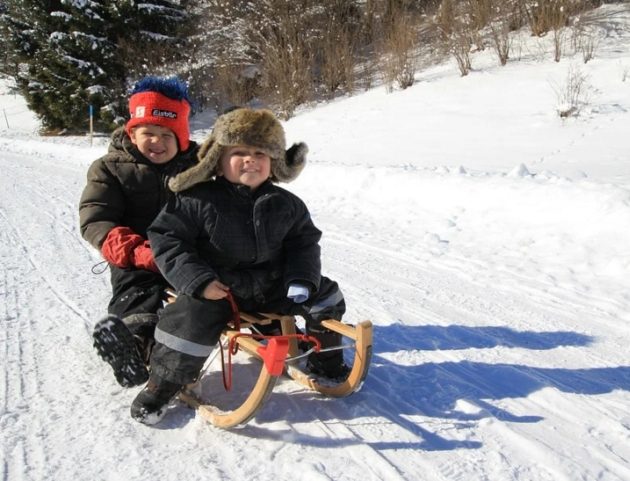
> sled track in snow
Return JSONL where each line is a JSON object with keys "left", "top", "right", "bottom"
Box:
{"left": 313, "top": 223, "right": 630, "bottom": 480}
{"left": 0, "top": 154, "right": 103, "bottom": 329}
{"left": 0, "top": 155, "right": 124, "bottom": 480}
{"left": 323, "top": 228, "right": 628, "bottom": 365}
{"left": 324, "top": 228, "right": 624, "bottom": 325}
{"left": 0, "top": 210, "right": 50, "bottom": 481}
{"left": 277, "top": 388, "right": 420, "bottom": 481}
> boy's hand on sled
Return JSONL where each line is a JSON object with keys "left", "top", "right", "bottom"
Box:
{"left": 101, "top": 226, "right": 144, "bottom": 268}
{"left": 202, "top": 280, "right": 230, "bottom": 300}
{"left": 131, "top": 241, "right": 159, "bottom": 273}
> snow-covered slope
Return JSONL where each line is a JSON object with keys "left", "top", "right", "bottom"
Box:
{"left": 1, "top": 5, "right": 629, "bottom": 480}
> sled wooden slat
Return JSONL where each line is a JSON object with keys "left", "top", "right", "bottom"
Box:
{"left": 286, "top": 319, "right": 373, "bottom": 397}
{"left": 321, "top": 319, "right": 361, "bottom": 340}
{"left": 179, "top": 366, "right": 277, "bottom": 429}
{"left": 180, "top": 313, "right": 373, "bottom": 429}
{"left": 223, "top": 329, "right": 264, "bottom": 358}
{"left": 280, "top": 316, "right": 299, "bottom": 357}
{"left": 237, "top": 312, "right": 295, "bottom": 326}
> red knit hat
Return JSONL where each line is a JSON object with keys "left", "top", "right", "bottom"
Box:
{"left": 126, "top": 91, "right": 191, "bottom": 151}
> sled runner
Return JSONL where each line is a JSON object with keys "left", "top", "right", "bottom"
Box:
{"left": 177, "top": 312, "right": 373, "bottom": 429}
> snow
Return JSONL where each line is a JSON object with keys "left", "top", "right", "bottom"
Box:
{"left": 1, "top": 5, "right": 629, "bottom": 480}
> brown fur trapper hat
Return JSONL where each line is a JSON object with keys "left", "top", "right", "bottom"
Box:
{"left": 169, "top": 108, "right": 307, "bottom": 192}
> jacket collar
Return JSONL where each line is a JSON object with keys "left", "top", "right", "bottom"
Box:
{"left": 217, "top": 177, "right": 274, "bottom": 200}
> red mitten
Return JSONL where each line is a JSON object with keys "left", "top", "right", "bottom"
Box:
{"left": 131, "top": 241, "right": 159, "bottom": 273}
{"left": 101, "top": 226, "right": 144, "bottom": 268}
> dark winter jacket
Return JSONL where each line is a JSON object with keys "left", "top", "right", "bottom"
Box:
{"left": 147, "top": 177, "right": 322, "bottom": 303}
{"left": 79, "top": 127, "right": 198, "bottom": 249}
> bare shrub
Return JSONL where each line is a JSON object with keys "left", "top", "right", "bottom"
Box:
{"left": 184, "top": 1, "right": 256, "bottom": 111}
{"left": 572, "top": 23, "right": 599, "bottom": 63}
{"left": 442, "top": 0, "right": 486, "bottom": 52}
{"left": 551, "top": 63, "right": 591, "bottom": 118}
{"left": 321, "top": 30, "right": 356, "bottom": 95}
{"left": 380, "top": 12, "right": 419, "bottom": 91}
{"left": 552, "top": 24, "right": 566, "bottom": 62}
{"left": 358, "top": 54, "right": 378, "bottom": 91}
{"left": 579, "top": 32, "right": 598, "bottom": 63}
{"left": 510, "top": 32, "right": 524, "bottom": 61}
{"left": 318, "top": 16, "right": 358, "bottom": 96}
{"left": 361, "top": 0, "right": 384, "bottom": 45}
{"left": 465, "top": 0, "right": 494, "bottom": 31}
{"left": 506, "top": 1, "right": 528, "bottom": 32}
{"left": 258, "top": 28, "right": 312, "bottom": 119}
{"left": 212, "top": 61, "right": 260, "bottom": 111}
{"left": 247, "top": 2, "right": 315, "bottom": 119}
{"left": 435, "top": 0, "right": 456, "bottom": 36}
{"left": 489, "top": 17, "right": 513, "bottom": 66}
{"left": 520, "top": 0, "right": 571, "bottom": 37}
{"left": 449, "top": 30, "right": 473, "bottom": 76}
{"left": 434, "top": 0, "right": 474, "bottom": 76}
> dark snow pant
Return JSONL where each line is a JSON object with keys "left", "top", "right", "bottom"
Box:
{"left": 150, "top": 276, "right": 346, "bottom": 385}
{"left": 108, "top": 266, "right": 170, "bottom": 363}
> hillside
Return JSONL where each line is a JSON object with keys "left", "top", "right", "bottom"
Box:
{"left": 1, "top": 4, "right": 629, "bottom": 480}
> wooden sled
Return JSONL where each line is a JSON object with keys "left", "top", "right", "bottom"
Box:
{"left": 178, "top": 313, "right": 373, "bottom": 429}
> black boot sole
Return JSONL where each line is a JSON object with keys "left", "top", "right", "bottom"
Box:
{"left": 93, "top": 315, "right": 149, "bottom": 388}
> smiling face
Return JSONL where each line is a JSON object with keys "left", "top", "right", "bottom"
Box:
{"left": 219, "top": 145, "right": 272, "bottom": 190}
{"left": 129, "top": 124, "right": 178, "bottom": 164}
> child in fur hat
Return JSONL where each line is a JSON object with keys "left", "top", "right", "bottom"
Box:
{"left": 79, "top": 76, "right": 198, "bottom": 389}
{"left": 131, "top": 107, "right": 348, "bottom": 424}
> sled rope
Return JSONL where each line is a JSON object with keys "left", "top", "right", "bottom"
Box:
{"left": 225, "top": 291, "right": 241, "bottom": 330}
{"left": 91, "top": 260, "right": 108, "bottom": 274}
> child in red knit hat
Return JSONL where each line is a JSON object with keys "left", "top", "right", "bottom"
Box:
{"left": 79, "top": 76, "right": 198, "bottom": 388}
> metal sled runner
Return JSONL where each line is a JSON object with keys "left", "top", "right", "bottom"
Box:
{"left": 178, "top": 312, "right": 373, "bottom": 429}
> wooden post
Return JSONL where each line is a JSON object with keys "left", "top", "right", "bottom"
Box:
{"left": 88, "top": 104, "right": 93, "bottom": 146}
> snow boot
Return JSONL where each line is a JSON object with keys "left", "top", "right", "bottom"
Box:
{"left": 306, "top": 327, "right": 350, "bottom": 381}
{"left": 92, "top": 315, "right": 149, "bottom": 388}
{"left": 130, "top": 375, "right": 182, "bottom": 425}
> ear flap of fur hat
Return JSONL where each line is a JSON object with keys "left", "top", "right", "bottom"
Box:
{"left": 168, "top": 133, "right": 221, "bottom": 192}
{"left": 168, "top": 108, "right": 308, "bottom": 193}
{"left": 273, "top": 141, "right": 307, "bottom": 183}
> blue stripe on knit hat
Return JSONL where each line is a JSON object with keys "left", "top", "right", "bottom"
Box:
{"left": 130, "top": 76, "right": 190, "bottom": 103}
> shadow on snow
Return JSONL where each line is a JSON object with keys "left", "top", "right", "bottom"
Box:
{"left": 163, "top": 323, "right": 628, "bottom": 452}
{"left": 373, "top": 323, "right": 595, "bottom": 352}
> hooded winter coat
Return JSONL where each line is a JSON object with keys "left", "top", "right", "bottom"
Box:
{"left": 147, "top": 176, "right": 323, "bottom": 304}
{"left": 79, "top": 127, "right": 198, "bottom": 249}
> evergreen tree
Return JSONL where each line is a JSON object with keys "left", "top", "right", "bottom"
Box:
{"left": 0, "top": 0, "right": 45, "bottom": 77}
{"left": 116, "top": 0, "right": 191, "bottom": 80}
{"left": 33, "top": 1, "right": 121, "bottom": 131}
{"left": 0, "top": 0, "right": 16, "bottom": 76}
{"left": 1, "top": 0, "right": 191, "bottom": 133}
